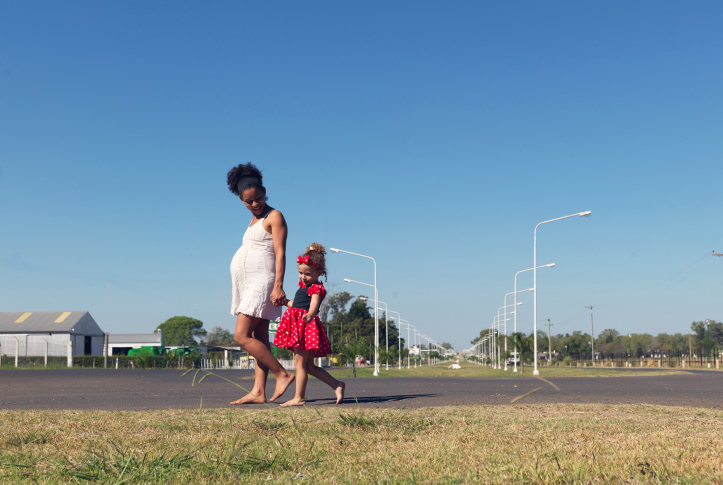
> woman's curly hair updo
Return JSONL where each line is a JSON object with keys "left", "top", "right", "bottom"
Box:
{"left": 227, "top": 162, "right": 265, "bottom": 198}
{"left": 303, "top": 242, "right": 328, "bottom": 281}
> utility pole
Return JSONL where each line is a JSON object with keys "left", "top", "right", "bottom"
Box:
{"left": 546, "top": 319, "right": 553, "bottom": 365}
{"left": 586, "top": 306, "right": 594, "bottom": 365}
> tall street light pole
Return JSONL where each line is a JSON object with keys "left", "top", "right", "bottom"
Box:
{"left": 514, "top": 264, "right": 555, "bottom": 372}
{"left": 533, "top": 211, "right": 591, "bottom": 375}
{"left": 416, "top": 330, "right": 421, "bottom": 367}
{"left": 401, "top": 320, "right": 415, "bottom": 369}
{"left": 331, "top": 248, "right": 379, "bottom": 376}
{"left": 586, "top": 306, "right": 595, "bottom": 365}
{"left": 383, "top": 309, "right": 402, "bottom": 369}
{"left": 496, "top": 304, "right": 518, "bottom": 369}
{"left": 359, "top": 296, "right": 394, "bottom": 371}
{"left": 400, "top": 320, "right": 411, "bottom": 369}
{"left": 706, "top": 319, "right": 711, "bottom": 368}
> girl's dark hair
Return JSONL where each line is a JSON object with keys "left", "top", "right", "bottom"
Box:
{"left": 227, "top": 163, "right": 264, "bottom": 197}
{"left": 303, "top": 242, "right": 328, "bottom": 281}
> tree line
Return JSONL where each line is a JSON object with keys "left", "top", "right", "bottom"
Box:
{"left": 472, "top": 320, "right": 723, "bottom": 360}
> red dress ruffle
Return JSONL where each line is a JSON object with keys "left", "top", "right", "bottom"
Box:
{"left": 273, "top": 284, "right": 332, "bottom": 357}
{"left": 307, "top": 283, "right": 327, "bottom": 299}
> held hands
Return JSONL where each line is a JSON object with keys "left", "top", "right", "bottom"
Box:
{"left": 270, "top": 287, "right": 286, "bottom": 307}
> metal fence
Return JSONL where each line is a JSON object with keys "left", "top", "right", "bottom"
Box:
{"left": 0, "top": 334, "right": 69, "bottom": 357}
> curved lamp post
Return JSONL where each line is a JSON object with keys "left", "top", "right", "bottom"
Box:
{"left": 359, "top": 297, "right": 397, "bottom": 371}
{"left": 533, "top": 211, "right": 591, "bottom": 375}
{"left": 514, "top": 263, "right": 555, "bottom": 372}
{"left": 332, "top": 248, "right": 379, "bottom": 376}
{"left": 400, "top": 320, "right": 415, "bottom": 369}
{"left": 708, "top": 319, "right": 711, "bottom": 367}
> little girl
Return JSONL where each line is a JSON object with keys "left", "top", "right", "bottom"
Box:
{"left": 273, "top": 243, "right": 345, "bottom": 406}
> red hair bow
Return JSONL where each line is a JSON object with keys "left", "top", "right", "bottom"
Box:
{"left": 297, "top": 255, "right": 322, "bottom": 271}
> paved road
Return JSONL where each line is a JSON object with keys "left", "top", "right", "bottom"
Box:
{"left": 0, "top": 369, "right": 721, "bottom": 411}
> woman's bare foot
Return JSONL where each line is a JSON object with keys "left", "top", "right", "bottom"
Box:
{"left": 269, "top": 372, "right": 295, "bottom": 402}
{"left": 230, "top": 390, "right": 266, "bottom": 405}
{"left": 335, "top": 381, "right": 345, "bottom": 405}
{"left": 280, "top": 397, "right": 306, "bottom": 407}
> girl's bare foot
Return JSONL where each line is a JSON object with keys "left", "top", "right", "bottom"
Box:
{"left": 335, "top": 381, "right": 345, "bottom": 405}
{"left": 230, "top": 390, "right": 265, "bottom": 405}
{"left": 269, "top": 372, "right": 295, "bottom": 402}
{"left": 280, "top": 397, "right": 306, "bottom": 407}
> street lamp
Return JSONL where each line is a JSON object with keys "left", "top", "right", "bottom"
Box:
{"left": 400, "top": 320, "right": 415, "bottom": 369}
{"left": 533, "top": 211, "right": 591, "bottom": 375}
{"left": 514, "top": 264, "right": 555, "bottom": 372}
{"left": 416, "top": 330, "right": 421, "bottom": 368}
{"left": 628, "top": 334, "right": 632, "bottom": 367}
{"left": 502, "top": 294, "right": 525, "bottom": 371}
{"left": 495, "top": 304, "right": 518, "bottom": 370}
{"left": 332, "top": 248, "right": 380, "bottom": 376}
{"left": 358, "top": 296, "right": 394, "bottom": 371}
{"left": 708, "top": 320, "right": 712, "bottom": 367}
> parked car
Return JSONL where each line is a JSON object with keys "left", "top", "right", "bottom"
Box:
{"left": 506, "top": 351, "right": 520, "bottom": 366}
{"left": 355, "top": 356, "right": 367, "bottom": 365}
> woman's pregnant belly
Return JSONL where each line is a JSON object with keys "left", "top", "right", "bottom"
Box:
{"left": 232, "top": 246, "right": 275, "bottom": 288}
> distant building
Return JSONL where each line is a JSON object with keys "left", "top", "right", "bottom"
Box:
{"left": 108, "top": 332, "right": 163, "bottom": 355}
{"left": 0, "top": 311, "right": 104, "bottom": 357}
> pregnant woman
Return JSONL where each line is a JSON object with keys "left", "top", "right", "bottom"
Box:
{"left": 228, "top": 163, "right": 295, "bottom": 404}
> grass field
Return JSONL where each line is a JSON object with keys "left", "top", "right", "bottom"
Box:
{"left": 1, "top": 402, "right": 721, "bottom": 483}
{"left": 246, "top": 361, "right": 689, "bottom": 379}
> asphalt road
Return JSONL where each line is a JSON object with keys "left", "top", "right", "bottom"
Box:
{"left": 0, "top": 369, "right": 721, "bottom": 411}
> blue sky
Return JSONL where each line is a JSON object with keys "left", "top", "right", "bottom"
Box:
{"left": 1, "top": 1, "right": 721, "bottom": 350}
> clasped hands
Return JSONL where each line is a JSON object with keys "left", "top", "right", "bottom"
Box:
{"left": 270, "top": 295, "right": 289, "bottom": 307}
{"left": 270, "top": 287, "right": 287, "bottom": 307}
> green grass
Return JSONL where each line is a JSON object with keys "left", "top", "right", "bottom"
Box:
{"left": 1, "top": 403, "right": 722, "bottom": 483}
{"left": 321, "top": 361, "right": 689, "bottom": 379}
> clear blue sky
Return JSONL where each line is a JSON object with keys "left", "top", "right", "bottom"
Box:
{"left": 1, "top": 1, "right": 721, "bottom": 350}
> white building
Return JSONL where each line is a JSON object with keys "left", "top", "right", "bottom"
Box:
{"left": 0, "top": 311, "right": 104, "bottom": 357}
{"left": 409, "top": 345, "right": 421, "bottom": 356}
{"left": 108, "top": 333, "right": 163, "bottom": 355}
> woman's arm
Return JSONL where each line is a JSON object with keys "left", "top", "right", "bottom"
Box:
{"left": 302, "top": 295, "right": 321, "bottom": 323}
{"left": 266, "top": 209, "right": 288, "bottom": 306}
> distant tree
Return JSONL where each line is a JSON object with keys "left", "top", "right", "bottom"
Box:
{"left": 471, "top": 328, "right": 496, "bottom": 345}
{"left": 156, "top": 316, "right": 206, "bottom": 346}
{"left": 691, "top": 320, "right": 723, "bottom": 348}
{"left": 441, "top": 342, "right": 452, "bottom": 350}
{"left": 338, "top": 337, "right": 370, "bottom": 378}
{"left": 598, "top": 328, "right": 620, "bottom": 344}
{"left": 511, "top": 332, "right": 532, "bottom": 358}
{"left": 203, "top": 326, "right": 236, "bottom": 347}
{"left": 323, "top": 291, "right": 354, "bottom": 324}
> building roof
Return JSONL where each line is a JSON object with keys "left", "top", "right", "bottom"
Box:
{"left": 0, "top": 312, "right": 103, "bottom": 335}
{"left": 108, "top": 333, "right": 162, "bottom": 345}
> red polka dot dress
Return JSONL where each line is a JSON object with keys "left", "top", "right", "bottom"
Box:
{"left": 273, "top": 282, "right": 332, "bottom": 357}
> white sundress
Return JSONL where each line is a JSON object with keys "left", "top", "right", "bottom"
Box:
{"left": 230, "top": 211, "right": 283, "bottom": 321}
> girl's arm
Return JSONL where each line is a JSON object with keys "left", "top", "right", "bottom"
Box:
{"left": 265, "top": 209, "right": 288, "bottom": 306}
{"left": 285, "top": 299, "right": 293, "bottom": 307}
{"left": 302, "top": 295, "right": 321, "bottom": 323}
